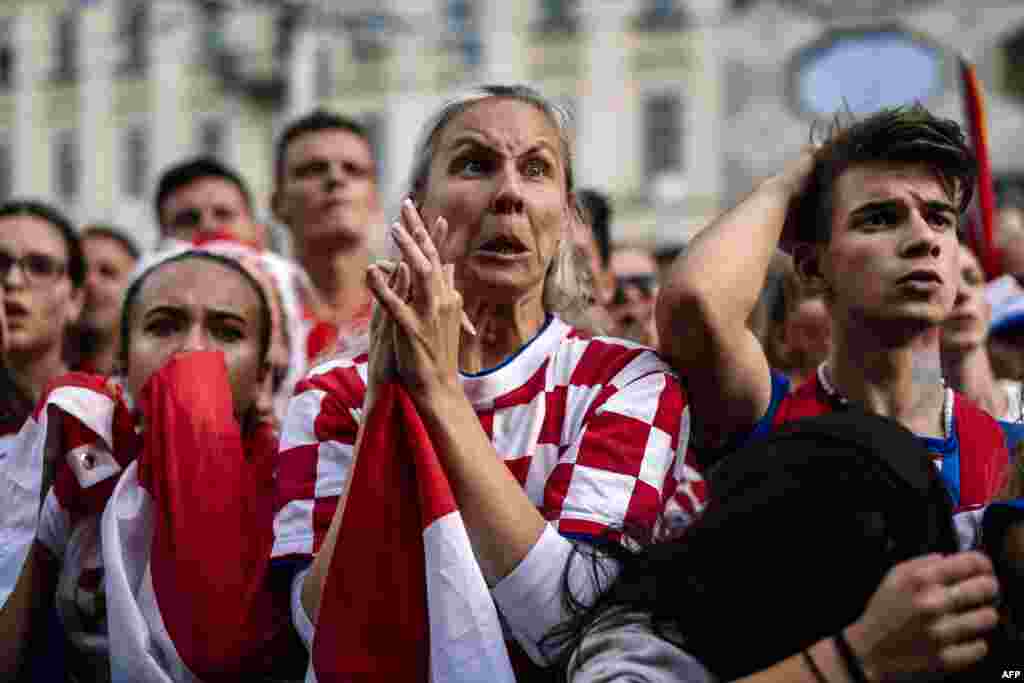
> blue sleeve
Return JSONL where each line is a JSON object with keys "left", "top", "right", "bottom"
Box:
{"left": 999, "top": 420, "right": 1024, "bottom": 454}
{"left": 692, "top": 370, "right": 791, "bottom": 471}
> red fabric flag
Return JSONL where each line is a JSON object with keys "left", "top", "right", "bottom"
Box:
{"left": 312, "top": 381, "right": 514, "bottom": 682}
{"left": 313, "top": 381, "right": 431, "bottom": 680}
{"left": 138, "top": 352, "right": 282, "bottom": 678}
{"left": 960, "top": 57, "right": 1001, "bottom": 280}
{"left": 105, "top": 352, "right": 288, "bottom": 681}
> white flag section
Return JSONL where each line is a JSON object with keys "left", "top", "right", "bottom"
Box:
{"left": 0, "top": 384, "right": 116, "bottom": 609}
{"left": 102, "top": 461, "right": 198, "bottom": 683}
{"left": 423, "top": 512, "right": 515, "bottom": 683}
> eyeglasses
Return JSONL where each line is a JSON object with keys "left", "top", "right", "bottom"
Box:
{"left": 613, "top": 274, "right": 658, "bottom": 305}
{"left": 0, "top": 250, "right": 67, "bottom": 286}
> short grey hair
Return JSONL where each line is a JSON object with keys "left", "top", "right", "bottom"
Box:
{"left": 407, "top": 83, "right": 594, "bottom": 327}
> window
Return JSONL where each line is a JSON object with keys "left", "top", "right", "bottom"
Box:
{"left": 121, "top": 125, "right": 148, "bottom": 200}
{"left": 53, "top": 11, "right": 77, "bottom": 83}
{"left": 315, "top": 44, "right": 333, "bottom": 99}
{"left": 54, "top": 129, "right": 79, "bottom": 203}
{"left": 644, "top": 93, "right": 683, "bottom": 180}
{"left": 0, "top": 137, "right": 10, "bottom": 201}
{"left": 446, "top": 0, "right": 482, "bottom": 68}
{"left": 198, "top": 118, "right": 224, "bottom": 159}
{"left": 535, "top": 0, "right": 578, "bottom": 35}
{"left": 633, "top": 0, "right": 688, "bottom": 32}
{"left": 0, "top": 19, "right": 13, "bottom": 91}
{"left": 792, "top": 27, "right": 942, "bottom": 116}
{"left": 118, "top": 1, "right": 148, "bottom": 76}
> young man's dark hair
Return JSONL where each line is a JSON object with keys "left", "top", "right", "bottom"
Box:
{"left": 81, "top": 224, "right": 142, "bottom": 261}
{"left": 0, "top": 199, "right": 85, "bottom": 288}
{"left": 788, "top": 104, "right": 977, "bottom": 245}
{"left": 577, "top": 188, "right": 613, "bottom": 268}
{"left": 153, "top": 157, "right": 254, "bottom": 230}
{"left": 274, "top": 109, "right": 373, "bottom": 184}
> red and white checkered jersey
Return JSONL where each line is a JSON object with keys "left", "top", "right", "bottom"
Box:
{"left": 273, "top": 316, "right": 704, "bottom": 561}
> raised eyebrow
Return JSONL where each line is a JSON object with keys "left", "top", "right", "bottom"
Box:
{"left": 206, "top": 309, "right": 249, "bottom": 326}
{"left": 293, "top": 156, "right": 330, "bottom": 171}
{"left": 848, "top": 200, "right": 903, "bottom": 217}
{"left": 448, "top": 137, "right": 497, "bottom": 155}
{"left": 141, "top": 305, "right": 187, "bottom": 322}
{"left": 521, "top": 142, "right": 558, "bottom": 159}
{"left": 920, "top": 199, "right": 957, "bottom": 215}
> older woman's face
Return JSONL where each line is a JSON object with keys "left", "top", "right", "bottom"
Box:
{"left": 125, "top": 258, "right": 267, "bottom": 420}
{"left": 418, "top": 98, "right": 570, "bottom": 305}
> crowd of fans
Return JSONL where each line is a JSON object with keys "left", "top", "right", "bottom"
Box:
{"left": 1, "top": 80, "right": 1024, "bottom": 682}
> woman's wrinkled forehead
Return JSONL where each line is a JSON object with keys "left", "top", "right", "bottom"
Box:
{"left": 434, "top": 99, "right": 567, "bottom": 174}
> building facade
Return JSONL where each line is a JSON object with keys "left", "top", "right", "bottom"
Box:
{"left": 0, "top": 0, "right": 1021, "bottom": 253}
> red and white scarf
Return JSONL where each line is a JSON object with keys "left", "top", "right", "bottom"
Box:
{"left": 311, "top": 381, "right": 514, "bottom": 682}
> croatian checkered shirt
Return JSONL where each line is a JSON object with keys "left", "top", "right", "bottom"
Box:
{"left": 272, "top": 316, "right": 704, "bottom": 562}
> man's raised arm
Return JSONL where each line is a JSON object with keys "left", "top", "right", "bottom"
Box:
{"left": 656, "top": 150, "right": 815, "bottom": 447}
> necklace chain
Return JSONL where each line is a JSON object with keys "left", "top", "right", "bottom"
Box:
{"left": 816, "top": 363, "right": 952, "bottom": 440}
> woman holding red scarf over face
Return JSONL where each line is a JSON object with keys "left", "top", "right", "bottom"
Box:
{"left": 0, "top": 249, "right": 302, "bottom": 681}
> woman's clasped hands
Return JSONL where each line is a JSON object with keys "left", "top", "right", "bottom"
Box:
{"left": 366, "top": 198, "right": 467, "bottom": 398}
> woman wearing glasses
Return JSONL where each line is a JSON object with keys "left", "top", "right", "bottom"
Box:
{"left": 0, "top": 201, "right": 85, "bottom": 405}
{"left": 607, "top": 245, "right": 660, "bottom": 347}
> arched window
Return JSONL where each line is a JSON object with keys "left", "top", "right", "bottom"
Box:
{"left": 790, "top": 27, "right": 943, "bottom": 118}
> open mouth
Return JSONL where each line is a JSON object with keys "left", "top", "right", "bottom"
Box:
{"left": 478, "top": 235, "right": 527, "bottom": 255}
{"left": 897, "top": 270, "right": 942, "bottom": 286}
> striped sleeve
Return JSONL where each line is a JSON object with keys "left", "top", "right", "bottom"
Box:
{"left": 272, "top": 355, "right": 368, "bottom": 560}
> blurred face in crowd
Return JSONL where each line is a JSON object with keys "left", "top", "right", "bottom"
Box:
{"left": 0, "top": 214, "right": 82, "bottom": 359}
{"left": 160, "top": 177, "right": 263, "bottom": 246}
{"left": 417, "top": 97, "right": 570, "bottom": 308}
{"left": 124, "top": 258, "right": 267, "bottom": 420}
{"left": 817, "top": 162, "right": 960, "bottom": 332}
{"left": 81, "top": 234, "right": 138, "bottom": 336}
{"left": 783, "top": 294, "right": 832, "bottom": 367}
{"left": 273, "top": 129, "right": 379, "bottom": 249}
{"left": 942, "top": 244, "right": 989, "bottom": 353}
{"left": 609, "top": 246, "right": 659, "bottom": 346}
{"left": 997, "top": 206, "right": 1024, "bottom": 275}
{"left": 573, "top": 218, "right": 612, "bottom": 305}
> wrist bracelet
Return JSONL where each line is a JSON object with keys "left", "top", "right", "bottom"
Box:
{"left": 834, "top": 630, "right": 870, "bottom": 683}
{"left": 802, "top": 649, "right": 828, "bottom": 683}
